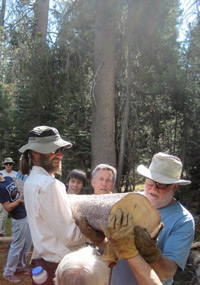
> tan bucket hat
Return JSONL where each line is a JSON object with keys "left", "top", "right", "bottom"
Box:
{"left": 2, "top": 157, "right": 15, "bottom": 165}
{"left": 19, "top": 126, "right": 72, "bottom": 154}
{"left": 137, "top": 152, "right": 191, "bottom": 185}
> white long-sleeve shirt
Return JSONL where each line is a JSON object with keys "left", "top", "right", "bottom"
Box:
{"left": 24, "top": 166, "right": 86, "bottom": 263}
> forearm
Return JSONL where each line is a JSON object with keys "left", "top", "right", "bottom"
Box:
{"left": 127, "top": 255, "right": 162, "bottom": 285}
{"left": 3, "top": 199, "right": 21, "bottom": 212}
{"left": 150, "top": 255, "right": 178, "bottom": 281}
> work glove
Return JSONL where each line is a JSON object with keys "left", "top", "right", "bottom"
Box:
{"left": 102, "top": 242, "right": 118, "bottom": 267}
{"left": 102, "top": 209, "right": 139, "bottom": 260}
{"left": 75, "top": 216, "right": 105, "bottom": 246}
{"left": 134, "top": 225, "right": 161, "bottom": 263}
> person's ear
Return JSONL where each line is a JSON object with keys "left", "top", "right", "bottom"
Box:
{"left": 91, "top": 178, "right": 95, "bottom": 188}
{"left": 31, "top": 150, "right": 40, "bottom": 162}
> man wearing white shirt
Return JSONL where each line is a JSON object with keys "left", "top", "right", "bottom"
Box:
{"left": 0, "top": 157, "right": 17, "bottom": 178}
{"left": 19, "top": 126, "right": 104, "bottom": 285}
{"left": 0, "top": 157, "right": 17, "bottom": 237}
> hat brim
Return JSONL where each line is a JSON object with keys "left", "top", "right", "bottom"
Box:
{"left": 19, "top": 138, "right": 72, "bottom": 154}
{"left": 137, "top": 165, "right": 191, "bottom": 185}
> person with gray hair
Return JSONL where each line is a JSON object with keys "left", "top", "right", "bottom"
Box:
{"left": 91, "top": 164, "right": 117, "bottom": 195}
{"left": 56, "top": 211, "right": 162, "bottom": 285}
{"left": 54, "top": 246, "right": 109, "bottom": 285}
{"left": 111, "top": 152, "right": 195, "bottom": 285}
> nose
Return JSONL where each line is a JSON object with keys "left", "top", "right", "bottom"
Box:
{"left": 54, "top": 150, "right": 63, "bottom": 158}
{"left": 152, "top": 183, "right": 159, "bottom": 191}
{"left": 101, "top": 179, "right": 106, "bottom": 186}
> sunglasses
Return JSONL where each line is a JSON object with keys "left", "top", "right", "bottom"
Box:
{"left": 4, "top": 163, "right": 13, "bottom": 166}
{"left": 52, "top": 147, "right": 66, "bottom": 154}
{"left": 145, "top": 179, "right": 172, "bottom": 190}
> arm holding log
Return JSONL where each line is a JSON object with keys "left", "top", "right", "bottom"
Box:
{"left": 102, "top": 208, "right": 162, "bottom": 285}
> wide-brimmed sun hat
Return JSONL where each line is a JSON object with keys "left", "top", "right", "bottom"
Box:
{"left": 19, "top": 126, "right": 72, "bottom": 154}
{"left": 137, "top": 152, "right": 191, "bottom": 185}
{"left": 2, "top": 157, "right": 15, "bottom": 165}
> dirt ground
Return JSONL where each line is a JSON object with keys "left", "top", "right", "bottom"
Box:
{"left": 0, "top": 241, "right": 32, "bottom": 285}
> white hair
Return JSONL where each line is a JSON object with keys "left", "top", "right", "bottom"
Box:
{"left": 54, "top": 246, "right": 109, "bottom": 285}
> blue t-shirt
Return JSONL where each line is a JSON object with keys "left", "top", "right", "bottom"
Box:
{"left": 111, "top": 200, "right": 195, "bottom": 285}
{"left": 16, "top": 170, "right": 28, "bottom": 181}
{"left": 0, "top": 176, "right": 26, "bottom": 219}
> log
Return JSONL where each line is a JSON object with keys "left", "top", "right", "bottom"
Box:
{"left": 12, "top": 177, "right": 24, "bottom": 194}
{"left": 68, "top": 192, "right": 162, "bottom": 238}
{"left": 192, "top": 242, "right": 200, "bottom": 250}
{"left": 13, "top": 177, "right": 162, "bottom": 238}
{"left": 188, "top": 250, "right": 200, "bottom": 284}
{"left": 0, "top": 236, "right": 13, "bottom": 242}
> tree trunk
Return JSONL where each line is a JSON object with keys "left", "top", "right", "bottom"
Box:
{"left": 33, "top": 0, "right": 49, "bottom": 42}
{"left": 0, "top": 0, "right": 6, "bottom": 27}
{"left": 91, "top": 0, "right": 117, "bottom": 172}
{"left": 117, "top": 0, "right": 135, "bottom": 189}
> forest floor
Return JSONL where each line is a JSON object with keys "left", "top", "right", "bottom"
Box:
{"left": 0, "top": 187, "right": 200, "bottom": 284}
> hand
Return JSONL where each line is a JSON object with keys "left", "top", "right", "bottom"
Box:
{"left": 76, "top": 216, "right": 105, "bottom": 246}
{"left": 102, "top": 242, "right": 118, "bottom": 267}
{"left": 19, "top": 194, "right": 24, "bottom": 203}
{"left": 134, "top": 225, "right": 161, "bottom": 263}
{"left": 103, "top": 208, "right": 139, "bottom": 259}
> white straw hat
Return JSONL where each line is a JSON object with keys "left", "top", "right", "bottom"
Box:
{"left": 19, "top": 126, "right": 72, "bottom": 154}
{"left": 137, "top": 152, "right": 191, "bottom": 185}
{"left": 2, "top": 157, "right": 15, "bottom": 165}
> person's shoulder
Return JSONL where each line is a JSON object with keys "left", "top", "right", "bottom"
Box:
{"left": 167, "top": 201, "right": 194, "bottom": 226}
{"left": 4, "top": 176, "right": 13, "bottom": 182}
{"left": 178, "top": 202, "right": 194, "bottom": 220}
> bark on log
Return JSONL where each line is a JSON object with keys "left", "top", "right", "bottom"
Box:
{"left": 12, "top": 177, "right": 162, "bottom": 238}
{"left": 0, "top": 236, "right": 13, "bottom": 242}
{"left": 192, "top": 242, "right": 200, "bottom": 249}
{"left": 68, "top": 192, "right": 161, "bottom": 237}
{"left": 188, "top": 250, "right": 200, "bottom": 284}
{"left": 12, "top": 177, "right": 24, "bottom": 194}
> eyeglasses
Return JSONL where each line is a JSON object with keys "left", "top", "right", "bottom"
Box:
{"left": 145, "top": 179, "right": 172, "bottom": 190}
{"left": 52, "top": 147, "right": 65, "bottom": 154}
{"left": 4, "top": 163, "right": 13, "bottom": 166}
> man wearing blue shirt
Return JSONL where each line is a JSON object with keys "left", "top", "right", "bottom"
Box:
{"left": 111, "top": 152, "right": 195, "bottom": 285}
{"left": 0, "top": 173, "right": 32, "bottom": 283}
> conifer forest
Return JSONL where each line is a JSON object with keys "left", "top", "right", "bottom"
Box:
{"left": 0, "top": 0, "right": 200, "bottom": 193}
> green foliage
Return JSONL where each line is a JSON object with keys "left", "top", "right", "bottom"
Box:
{"left": 0, "top": 0, "right": 199, "bottom": 191}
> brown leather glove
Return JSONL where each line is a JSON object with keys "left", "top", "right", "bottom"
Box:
{"left": 134, "top": 225, "right": 161, "bottom": 263}
{"left": 102, "top": 242, "right": 118, "bottom": 267}
{"left": 75, "top": 216, "right": 105, "bottom": 246}
{"left": 103, "top": 209, "right": 139, "bottom": 259}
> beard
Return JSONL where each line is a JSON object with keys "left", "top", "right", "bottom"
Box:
{"left": 39, "top": 155, "right": 61, "bottom": 174}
